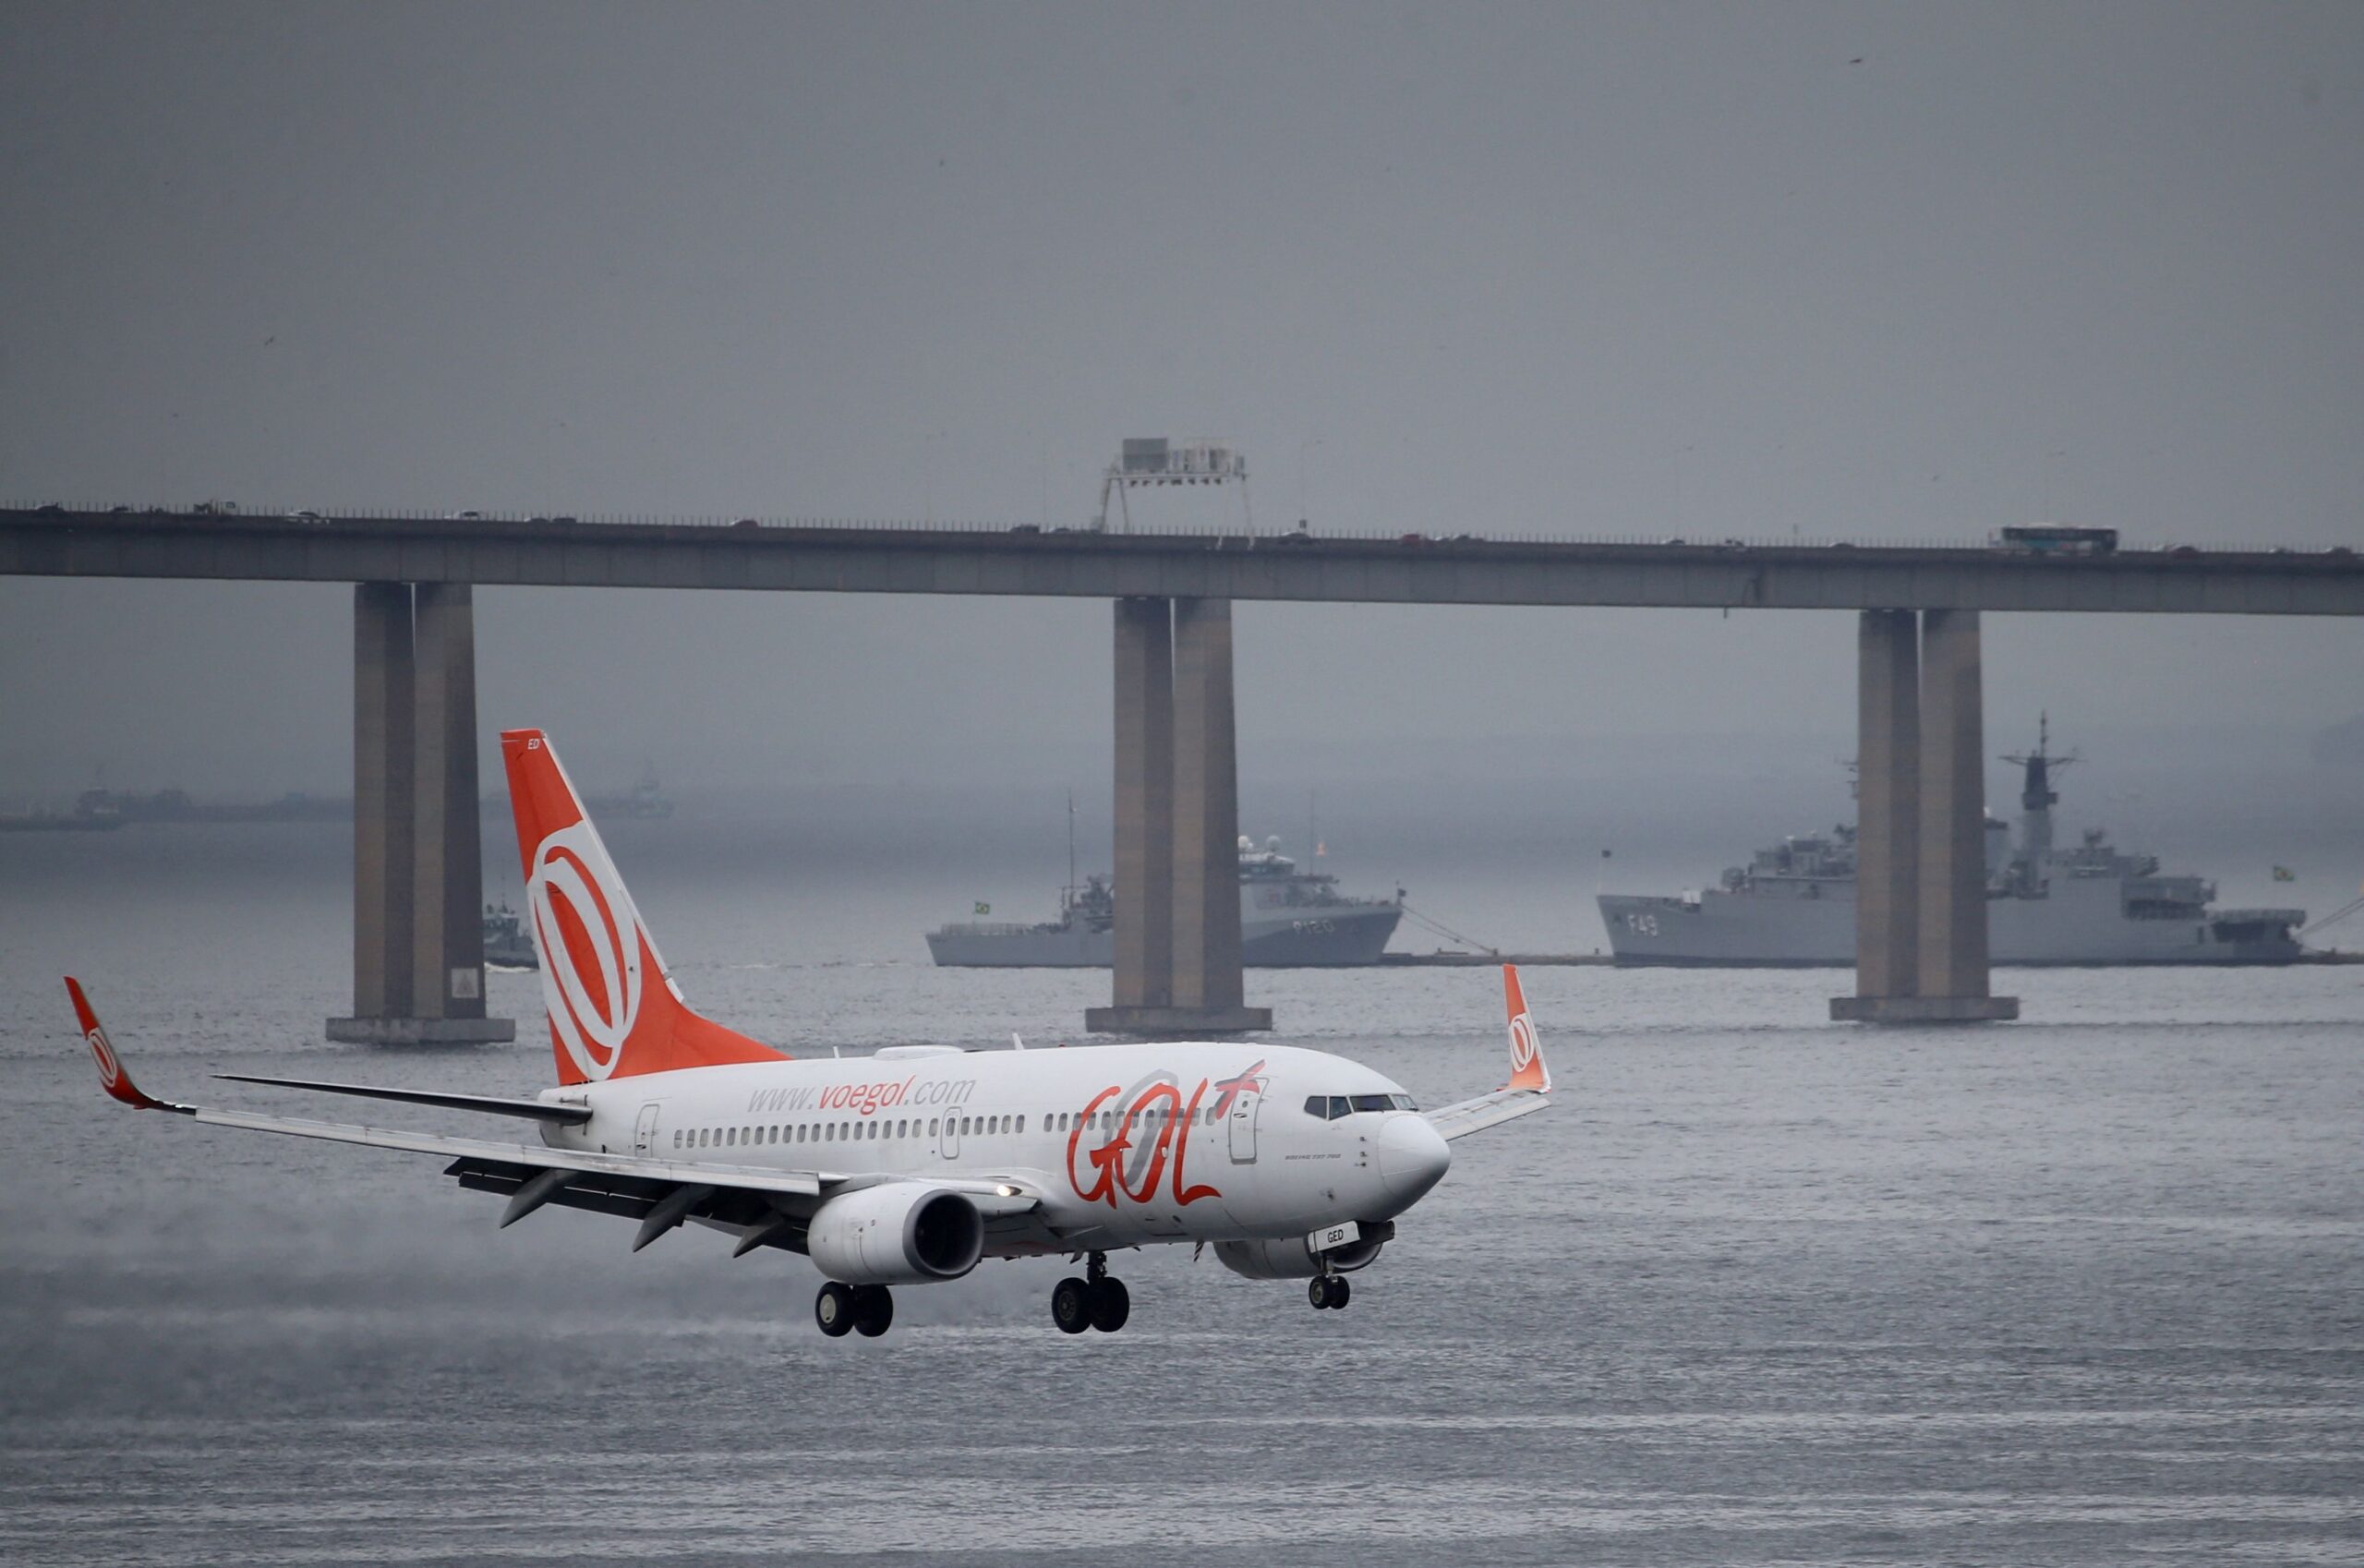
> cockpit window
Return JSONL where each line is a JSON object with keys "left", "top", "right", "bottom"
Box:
{"left": 1307, "top": 1093, "right": 1417, "bottom": 1118}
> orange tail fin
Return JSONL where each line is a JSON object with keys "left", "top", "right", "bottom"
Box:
{"left": 1502, "top": 964, "right": 1550, "bottom": 1093}
{"left": 501, "top": 730, "right": 785, "bottom": 1085}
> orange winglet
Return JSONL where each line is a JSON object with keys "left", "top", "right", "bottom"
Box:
{"left": 1502, "top": 964, "right": 1550, "bottom": 1094}
{"left": 65, "top": 978, "right": 179, "bottom": 1112}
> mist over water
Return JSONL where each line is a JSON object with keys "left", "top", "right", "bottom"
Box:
{"left": 3, "top": 822, "right": 2360, "bottom": 1565}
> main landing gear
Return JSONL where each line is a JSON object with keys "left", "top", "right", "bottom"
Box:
{"left": 814, "top": 1281, "right": 895, "bottom": 1338}
{"left": 1308, "top": 1274, "right": 1351, "bottom": 1310}
{"left": 1052, "top": 1251, "right": 1130, "bottom": 1334}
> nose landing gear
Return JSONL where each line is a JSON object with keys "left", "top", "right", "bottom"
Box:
{"left": 1308, "top": 1274, "right": 1350, "bottom": 1310}
{"left": 814, "top": 1281, "right": 896, "bottom": 1338}
{"left": 1053, "top": 1251, "right": 1131, "bottom": 1334}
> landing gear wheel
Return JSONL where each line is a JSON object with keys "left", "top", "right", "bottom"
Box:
{"left": 1327, "top": 1275, "right": 1350, "bottom": 1309}
{"left": 1088, "top": 1275, "right": 1131, "bottom": 1333}
{"left": 852, "top": 1284, "right": 895, "bottom": 1338}
{"left": 1052, "top": 1276, "right": 1092, "bottom": 1335}
{"left": 1309, "top": 1277, "right": 1331, "bottom": 1310}
{"left": 814, "top": 1281, "right": 856, "bottom": 1338}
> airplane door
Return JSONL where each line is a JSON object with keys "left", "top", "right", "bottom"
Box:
{"left": 633, "top": 1103, "right": 660, "bottom": 1157}
{"left": 940, "top": 1108, "right": 961, "bottom": 1161}
{"left": 1227, "top": 1084, "right": 1262, "bottom": 1164}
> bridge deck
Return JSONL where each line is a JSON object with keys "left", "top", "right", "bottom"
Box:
{"left": 4, "top": 510, "right": 2358, "bottom": 614}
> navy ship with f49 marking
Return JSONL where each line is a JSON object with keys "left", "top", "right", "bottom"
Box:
{"left": 1598, "top": 719, "right": 2308, "bottom": 967}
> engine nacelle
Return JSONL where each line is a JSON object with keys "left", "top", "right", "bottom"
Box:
{"left": 806, "top": 1186, "right": 984, "bottom": 1285}
{"left": 1215, "top": 1226, "right": 1389, "bottom": 1281}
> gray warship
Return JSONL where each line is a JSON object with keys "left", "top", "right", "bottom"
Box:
{"left": 482, "top": 903, "right": 538, "bottom": 971}
{"left": 1598, "top": 721, "right": 2307, "bottom": 966}
{"left": 927, "top": 836, "right": 1403, "bottom": 967}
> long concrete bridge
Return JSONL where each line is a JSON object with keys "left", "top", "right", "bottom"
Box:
{"left": 8, "top": 506, "right": 2359, "bottom": 1037}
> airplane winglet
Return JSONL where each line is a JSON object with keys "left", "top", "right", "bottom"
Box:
{"left": 65, "top": 978, "right": 189, "bottom": 1114}
{"left": 1502, "top": 964, "right": 1550, "bottom": 1094}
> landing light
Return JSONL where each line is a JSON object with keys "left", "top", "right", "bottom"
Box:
{"left": 995, "top": 1184, "right": 1020, "bottom": 1198}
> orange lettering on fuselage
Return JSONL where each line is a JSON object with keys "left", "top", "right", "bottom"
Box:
{"left": 1065, "top": 1061, "right": 1262, "bottom": 1209}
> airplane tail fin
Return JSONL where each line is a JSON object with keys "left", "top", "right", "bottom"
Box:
{"left": 501, "top": 730, "right": 786, "bottom": 1086}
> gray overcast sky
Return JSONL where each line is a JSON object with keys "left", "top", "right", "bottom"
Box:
{"left": 2, "top": 1, "right": 2358, "bottom": 799}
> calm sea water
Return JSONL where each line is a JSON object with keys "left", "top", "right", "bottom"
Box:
{"left": 2, "top": 822, "right": 2359, "bottom": 1565}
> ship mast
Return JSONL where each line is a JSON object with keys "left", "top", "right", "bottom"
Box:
{"left": 2000, "top": 712, "right": 2079, "bottom": 874}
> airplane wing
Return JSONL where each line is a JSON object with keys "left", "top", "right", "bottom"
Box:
{"left": 67, "top": 978, "right": 1039, "bottom": 1256}
{"left": 1423, "top": 963, "right": 1555, "bottom": 1143}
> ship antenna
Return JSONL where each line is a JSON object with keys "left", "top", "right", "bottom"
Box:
{"left": 1066, "top": 788, "right": 1077, "bottom": 898}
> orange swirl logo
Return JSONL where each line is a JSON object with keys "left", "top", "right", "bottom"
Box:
{"left": 1508, "top": 1011, "right": 1538, "bottom": 1074}
{"left": 526, "top": 820, "right": 644, "bottom": 1081}
{"left": 85, "top": 1024, "right": 124, "bottom": 1091}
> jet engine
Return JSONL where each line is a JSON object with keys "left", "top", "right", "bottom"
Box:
{"left": 805, "top": 1186, "right": 984, "bottom": 1285}
{"left": 1214, "top": 1223, "right": 1391, "bottom": 1281}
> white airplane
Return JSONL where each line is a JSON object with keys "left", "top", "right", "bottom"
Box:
{"left": 69, "top": 728, "right": 1552, "bottom": 1338}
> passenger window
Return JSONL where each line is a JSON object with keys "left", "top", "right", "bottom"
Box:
{"left": 1017, "top": 1115, "right": 1026, "bottom": 1135}
{"left": 929, "top": 1118, "right": 939, "bottom": 1136}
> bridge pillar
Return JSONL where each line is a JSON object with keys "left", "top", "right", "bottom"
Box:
{"left": 1088, "top": 597, "right": 1270, "bottom": 1035}
{"left": 1833, "top": 609, "right": 2018, "bottom": 1023}
{"left": 1851, "top": 609, "right": 1920, "bottom": 1000}
{"left": 1107, "top": 597, "right": 1174, "bottom": 1011}
{"left": 345, "top": 583, "right": 414, "bottom": 1019}
{"left": 410, "top": 584, "right": 493, "bottom": 1027}
{"left": 330, "top": 583, "right": 514, "bottom": 1046}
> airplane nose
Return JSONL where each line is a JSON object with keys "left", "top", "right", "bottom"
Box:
{"left": 1376, "top": 1113, "right": 1452, "bottom": 1203}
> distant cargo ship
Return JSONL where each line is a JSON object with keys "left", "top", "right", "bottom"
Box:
{"left": 63, "top": 788, "right": 345, "bottom": 824}
{"left": 0, "top": 800, "right": 125, "bottom": 832}
{"left": 928, "top": 836, "right": 1403, "bottom": 967}
{"left": 1598, "top": 721, "right": 2307, "bottom": 966}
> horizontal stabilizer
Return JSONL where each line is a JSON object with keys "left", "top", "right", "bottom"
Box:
{"left": 215, "top": 1073, "right": 592, "bottom": 1125}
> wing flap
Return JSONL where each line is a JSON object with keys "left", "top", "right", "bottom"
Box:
{"left": 187, "top": 1105, "right": 830, "bottom": 1196}
{"left": 216, "top": 1073, "right": 593, "bottom": 1125}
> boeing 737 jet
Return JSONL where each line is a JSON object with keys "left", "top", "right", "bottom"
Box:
{"left": 70, "top": 729, "right": 1552, "bottom": 1337}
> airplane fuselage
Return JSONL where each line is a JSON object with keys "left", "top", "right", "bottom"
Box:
{"left": 545, "top": 1041, "right": 1451, "bottom": 1257}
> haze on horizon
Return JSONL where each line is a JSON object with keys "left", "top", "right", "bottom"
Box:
{"left": 2, "top": 2, "right": 2358, "bottom": 863}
